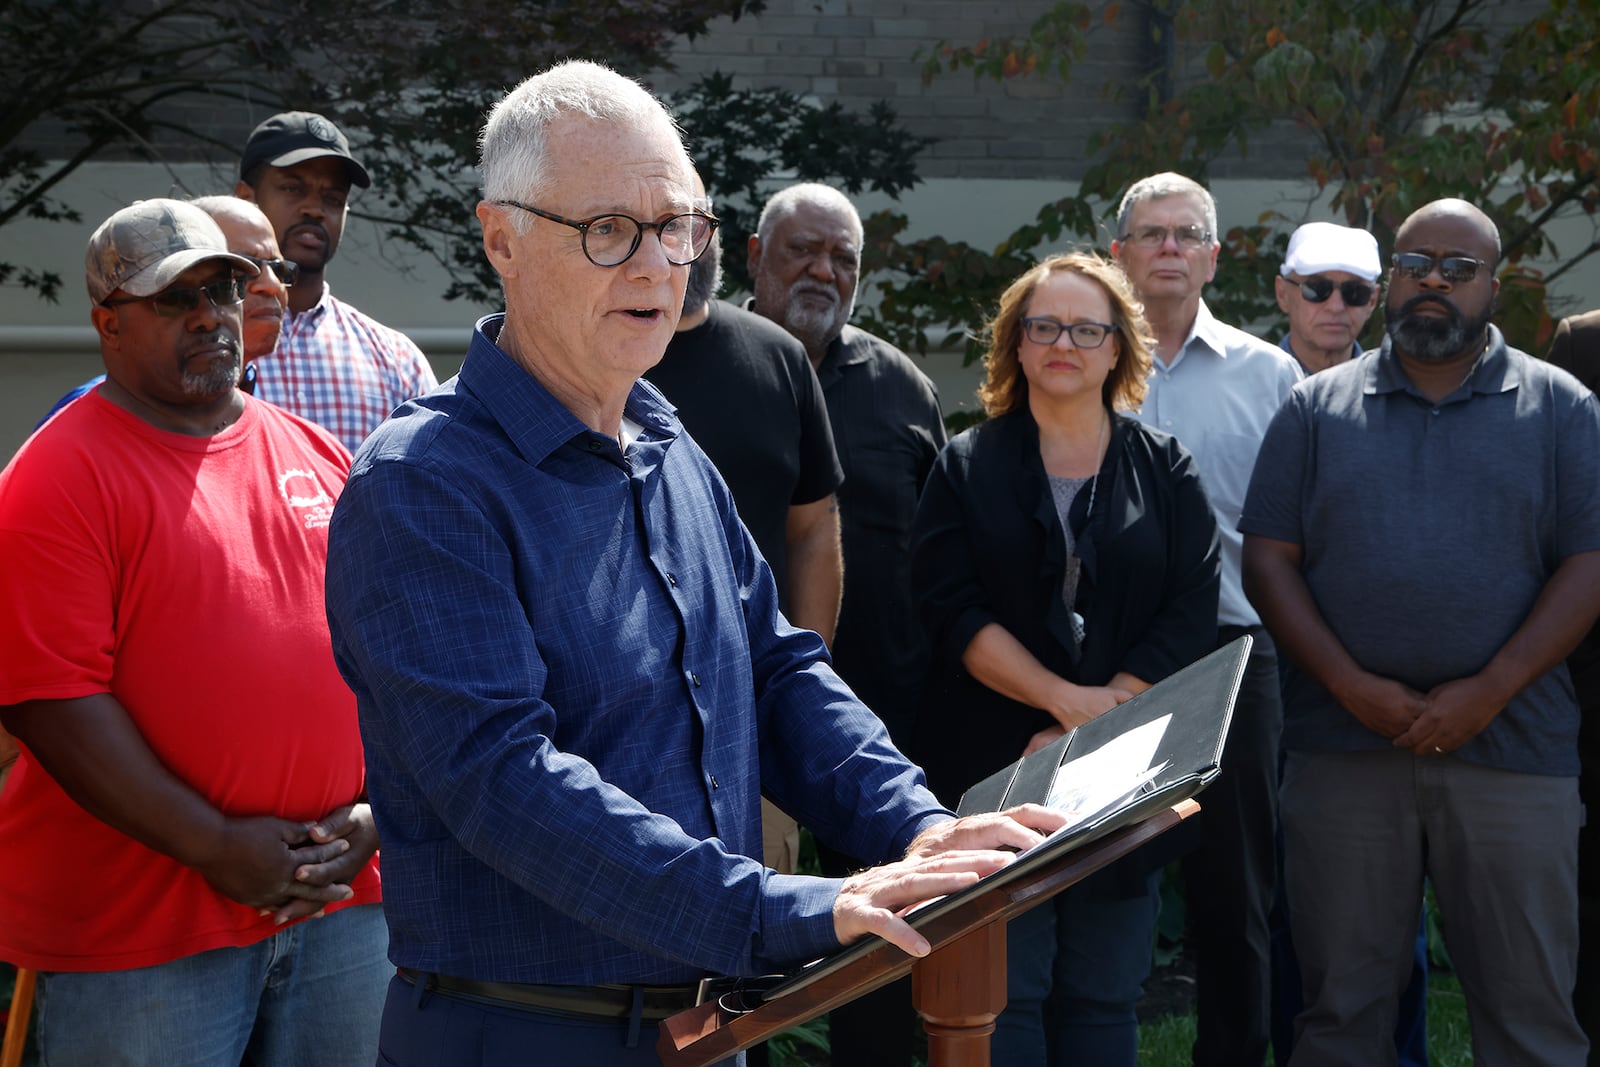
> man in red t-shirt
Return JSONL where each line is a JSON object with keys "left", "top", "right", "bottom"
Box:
{"left": 0, "top": 199, "right": 387, "bottom": 1066}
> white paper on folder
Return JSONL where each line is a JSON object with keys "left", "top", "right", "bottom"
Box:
{"left": 1042, "top": 713, "right": 1174, "bottom": 835}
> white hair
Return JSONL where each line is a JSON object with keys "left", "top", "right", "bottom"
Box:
{"left": 1115, "top": 172, "right": 1218, "bottom": 243}
{"left": 479, "top": 60, "right": 689, "bottom": 233}
{"left": 756, "top": 183, "right": 864, "bottom": 246}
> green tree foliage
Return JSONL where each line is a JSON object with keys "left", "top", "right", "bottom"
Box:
{"left": 860, "top": 0, "right": 1600, "bottom": 359}
{"left": 0, "top": 0, "right": 929, "bottom": 307}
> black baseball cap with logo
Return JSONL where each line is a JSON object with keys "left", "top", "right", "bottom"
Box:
{"left": 239, "top": 111, "right": 372, "bottom": 189}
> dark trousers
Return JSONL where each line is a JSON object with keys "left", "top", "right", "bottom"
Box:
{"left": 816, "top": 842, "right": 920, "bottom": 1066}
{"left": 375, "top": 974, "right": 744, "bottom": 1066}
{"left": 1185, "top": 626, "right": 1281, "bottom": 1067}
{"left": 1572, "top": 651, "right": 1600, "bottom": 1066}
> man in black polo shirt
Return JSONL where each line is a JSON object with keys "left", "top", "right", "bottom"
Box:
{"left": 643, "top": 176, "right": 843, "bottom": 895}
{"left": 748, "top": 181, "right": 947, "bottom": 1067}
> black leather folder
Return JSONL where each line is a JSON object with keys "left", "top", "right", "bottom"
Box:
{"left": 758, "top": 635, "right": 1250, "bottom": 1001}
{"left": 955, "top": 633, "right": 1250, "bottom": 830}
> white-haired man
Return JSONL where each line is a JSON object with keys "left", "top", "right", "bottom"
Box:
{"left": 748, "top": 183, "right": 947, "bottom": 1066}
{"left": 1111, "top": 171, "right": 1302, "bottom": 1067}
{"left": 323, "top": 61, "right": 1061, "bottom": 1064}
{"left": 1274, "top": 222, "right": 1381, "bottom": 374}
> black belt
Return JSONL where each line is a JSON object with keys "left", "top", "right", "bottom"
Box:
{"left": 396, "top": 967, "right": 699, "bottom": 1022}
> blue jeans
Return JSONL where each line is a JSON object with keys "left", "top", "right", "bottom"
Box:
{"left": 991, "top": 867, "right": 1162, "bottom": 1067}
{"left": 33, "top": 903, "right": 389, "bottom": 1067}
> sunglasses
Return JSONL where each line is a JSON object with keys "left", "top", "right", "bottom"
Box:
{"left": 238, "top": 254, "right": 300, "bottom": 285}
{"left": 1295, "top": 276, "right": 1375, "bottom": 306}
{"left": 1391, "top": 252, "right": 1488, "bottom": 284}
{"left": 101, "top": 275, "right": 246, "bottom": 318}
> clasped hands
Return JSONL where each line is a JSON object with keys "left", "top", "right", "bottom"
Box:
{"left": 194, "top": 801, "right": 379, "bottom": 925}
{"left": 832, "top": 803, "right": 1067, "bottom": 959}
{"left": 1338, "top": 671, "right": 1507, "bottom": 756}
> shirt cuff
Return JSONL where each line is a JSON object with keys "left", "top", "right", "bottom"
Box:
{"left": 757, "top": 873, "right": 846, "bottom": 971}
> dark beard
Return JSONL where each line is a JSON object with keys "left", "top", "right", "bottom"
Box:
{"left": 681, "top": 230, "right": 722, "bottom": 315}
{"left": 1386, "top": 294, "right": 1492, "bottom": 363}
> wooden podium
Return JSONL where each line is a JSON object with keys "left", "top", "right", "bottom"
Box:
{"left": 658, "top": 798, "right": 1198, "bottom": 1067}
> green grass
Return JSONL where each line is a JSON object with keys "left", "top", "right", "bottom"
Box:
{"left": 765, "top": 969, "right": 1475, "bottom": 1066}
{"left": 1131, "top": 971, "right": 1473, "bottom": 1067}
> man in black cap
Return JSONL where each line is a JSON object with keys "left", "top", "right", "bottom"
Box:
{"left": 236, "top": 111, "right": 436, "bottom": 452}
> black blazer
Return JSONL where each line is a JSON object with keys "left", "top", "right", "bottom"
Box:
{"left": 910, "top": 407, "right": 1221, "bottom": 805}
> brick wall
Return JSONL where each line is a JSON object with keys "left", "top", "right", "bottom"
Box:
{"left": 650, "top": 0, "right": 1165, "bottom": 181}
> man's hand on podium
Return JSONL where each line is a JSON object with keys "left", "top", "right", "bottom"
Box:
{"left": 831, "top": 803, "right": 1070, "bottom": 958}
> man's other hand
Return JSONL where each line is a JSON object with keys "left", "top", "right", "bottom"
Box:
{"left": 832, "top": 804, "right": 1069, "bottom": 957}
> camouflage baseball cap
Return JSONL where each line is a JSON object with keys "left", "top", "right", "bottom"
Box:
{"left": 85, "top": 199, "right": 258, "bottom": 305}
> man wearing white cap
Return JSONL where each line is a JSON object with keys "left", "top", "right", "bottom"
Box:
{"left": 0, "top": 198, "right": 388, "bottom": 1065}
{"left": 1274, "top": 222, "right": 1382, "bottom": 374}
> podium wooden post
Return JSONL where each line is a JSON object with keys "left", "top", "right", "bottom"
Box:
{"left": 657, "top": 799, "right": 1198, "bottom": 1067}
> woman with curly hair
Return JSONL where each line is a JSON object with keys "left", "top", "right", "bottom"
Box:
{"left": 911, "top": 251, "right": 1221, "bottom": 1065}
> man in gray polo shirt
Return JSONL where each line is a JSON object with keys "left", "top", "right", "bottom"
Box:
{"left": 1242, "top": 197, "right": 1600, "bottom": 1066}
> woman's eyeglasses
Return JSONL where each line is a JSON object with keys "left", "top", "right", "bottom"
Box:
{"left": 1021, "top": 318, "right": 1117, "bottom": 349}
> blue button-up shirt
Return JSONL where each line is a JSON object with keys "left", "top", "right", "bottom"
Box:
{"left": 325, "top": 315, "right": 950, "bottom": 984}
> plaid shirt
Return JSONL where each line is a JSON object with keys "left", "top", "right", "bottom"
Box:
{"left": 254, "top": 286, "right": 437, "bottom": 453}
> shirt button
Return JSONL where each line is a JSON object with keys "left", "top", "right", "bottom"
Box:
{"left": 666, "top": 573, "right": 678, "bottom": 586}
{"left": 690, "top": 672, "right": 702, "bottom": 688}
{"left": 708, "top": 774, "right": 719, "bottom": 790}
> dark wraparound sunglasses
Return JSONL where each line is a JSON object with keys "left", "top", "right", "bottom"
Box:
{"left": 100, "top": 275, "right": 246, "bottom": 318}
{"left": 238, "top": 254, "right": 300, "bottom": 285}
{"left": 1296, "top": 276, "right": 1375, "bottom": 306}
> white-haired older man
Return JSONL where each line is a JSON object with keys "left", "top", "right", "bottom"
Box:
{"left": 748, "top": 183, "right": 948, "bottom": 1066}
{"left": 1112, "top": 171, "right": 1302, "bottom": 1067}
{"left": 324, "top": 61, "right": 1061, "bottom": 1065}
{"left": 1274, "top": 221, "right": 1382, "bottom": 374}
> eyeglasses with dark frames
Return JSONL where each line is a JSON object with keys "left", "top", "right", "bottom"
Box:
{"left": 1294, "top": 276, "right": 1375, "bottom": 306}
{"left": 1391, "top": 252, "right": 1488, "bottom": 284}
{"left": 1120, "top": 224, "right": 1212, "bottom": 249}
{"left": 495, "top": 200, "right": 719, "bottom": 267}
{"left": 100, "top": 275, "right": 246, "bottom": 318}
{"left": 1021, "top": 317, "right": 1118, "bottom": 349}
{"left": 237, "top": 254, "right": 300, "bottom": 286}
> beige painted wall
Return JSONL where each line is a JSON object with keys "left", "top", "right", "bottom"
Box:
{"left": 6, "top": 165, "right": 1600, "bottom": 462}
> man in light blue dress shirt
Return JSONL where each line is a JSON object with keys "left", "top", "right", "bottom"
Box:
{"left": 1112, "top": 172, "right": 1302, "bottom": 1067}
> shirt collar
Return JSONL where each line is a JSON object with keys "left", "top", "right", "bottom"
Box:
{"left": 1278, "top": 334, "right": 1362, "bottom": 373}
{"left": 459, "top": 313, "right": 680, "bottom": 467}
{"left": 287, "top": 281, "right": 333, "bottom": 324}
{"left": 1367, "top": 324, "right": 1518, "bottom": 400}
{"left": 823, "top": 325, "right": 871, "bottom": 371}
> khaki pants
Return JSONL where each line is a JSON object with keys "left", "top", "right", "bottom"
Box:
{"left": 760, "top": 798, "right": 800, "bottom": 874}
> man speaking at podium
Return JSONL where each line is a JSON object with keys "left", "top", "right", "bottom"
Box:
{"left": 324, "top": 60, "right": 1062, "bottom": 1065}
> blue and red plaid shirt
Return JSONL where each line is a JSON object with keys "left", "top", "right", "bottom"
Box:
{"left": 254, "top": 286, "right": 437, "bottom": 453}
